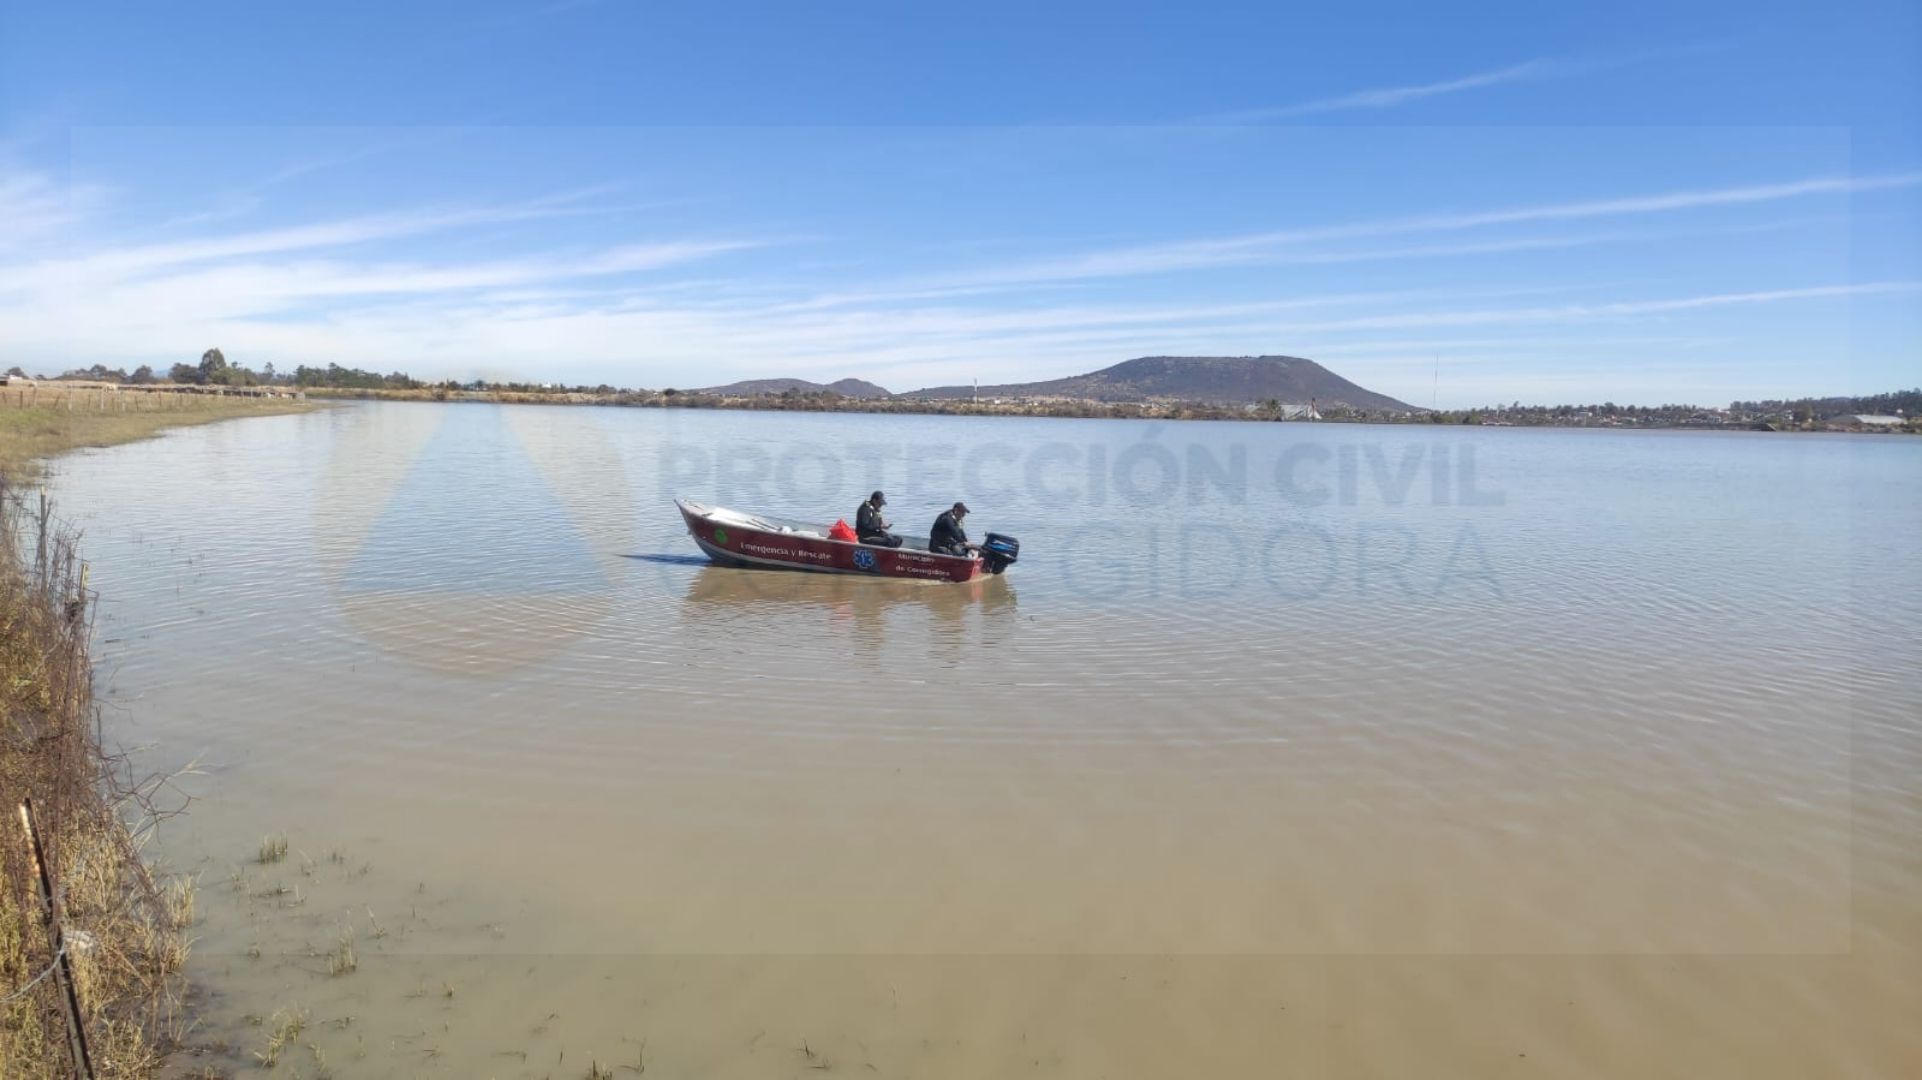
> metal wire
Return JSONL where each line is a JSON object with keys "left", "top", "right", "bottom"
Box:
{"left": 0, "top": 943, "right": 66, "bottom": 1006}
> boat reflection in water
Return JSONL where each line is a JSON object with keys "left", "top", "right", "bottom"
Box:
{"left": 678, "top": 564, "right": 1018, "bottom": 657}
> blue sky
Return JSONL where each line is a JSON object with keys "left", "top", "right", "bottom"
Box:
{"left": 2, "top": 1, "right": 1917, "bottom": 406}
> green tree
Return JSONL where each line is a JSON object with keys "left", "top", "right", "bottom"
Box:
{"left": 59, "top": 364, "right": 129, "bottom": 382}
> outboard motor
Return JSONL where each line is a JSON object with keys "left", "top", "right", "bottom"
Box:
{"left": 981, "top": 532, "right": 1020, "bottom": 574}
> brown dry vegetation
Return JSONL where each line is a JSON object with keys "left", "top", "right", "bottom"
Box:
{"left": 0, "top": 389, "right": 316, "bottom": 482}
{"left": 0, "top": 392, "right": 305, "bottom": 1077}
{"left": 0, "top": 488, "right": 197, "bottom": 1077}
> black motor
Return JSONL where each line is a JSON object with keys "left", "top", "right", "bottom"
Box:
{"left": 981, "top": 532, "right": 1020, "bottom": 574}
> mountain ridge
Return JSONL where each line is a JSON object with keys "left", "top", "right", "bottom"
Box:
{"left": 695, "top": 376, "right": 892, "bottom": 398}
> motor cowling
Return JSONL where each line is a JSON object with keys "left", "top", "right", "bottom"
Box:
{"left": 981, "top": 532, "right": 1019, "bottom": 574}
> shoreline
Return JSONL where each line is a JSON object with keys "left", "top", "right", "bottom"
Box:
{"left": 303, "top": 386, "right": 1921, "bottom": 434}
{"left": 0, "top": 395, "right": 322, "bottom": 482}
{"left": 1, "top": 398, "right": 317, "bottom": 1078}
{"left": 1, "top": 485, "right": 191, "bottom": 1079}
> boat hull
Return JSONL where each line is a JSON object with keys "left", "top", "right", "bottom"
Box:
{"left": 677, "top": 501, "right": 985, "bottom": 583}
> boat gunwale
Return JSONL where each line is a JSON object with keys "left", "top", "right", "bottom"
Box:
{"left": 676, "top": 499, "right": 977, "bottom": 564}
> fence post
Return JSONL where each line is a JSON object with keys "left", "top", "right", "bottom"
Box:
{"left": 16, "top": 799, "right": 97, "bottom": 1079}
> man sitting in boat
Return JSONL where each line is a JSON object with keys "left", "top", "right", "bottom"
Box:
{"left": 929, "top": 501, "right": 979, "bottom": 557}
{"left": 855, "top": 490, "right": 902, "bottom": 547}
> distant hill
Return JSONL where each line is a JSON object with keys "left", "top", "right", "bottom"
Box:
{"left": 696, "top": 376, "right": 892, "bottom": 398}
{"left": 825, "top": 378, "right": 892, "bottom": 398}
{"left": 905, "top": 355, "right": 1415, "bottom": 412}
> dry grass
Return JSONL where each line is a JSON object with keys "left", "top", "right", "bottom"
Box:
{"left": 0, "top": 389, "right": 321, "bottom": 1077}
{"left": 0, "top": 485, "right": 193, "bottom": 1077}
{"left": 249, "top": 1004, "right": 309, "bottom": 1069}
{"left": 0, "top": 390, "right": 316, "bottom": 482}
{"left": 324, "top": 930, "right": 356, "bottom": 977}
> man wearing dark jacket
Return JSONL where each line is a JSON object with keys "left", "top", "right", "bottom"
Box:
{"left": 929, "top": 501, "right": 977, "bottom": 557}
{"left": 855, "top": 490, "right": 901, "bottom": 547}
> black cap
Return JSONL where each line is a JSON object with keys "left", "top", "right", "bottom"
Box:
{"left": 952, "top": 501, "right": 969, "bottom": 514}
{"left": 871, "top": 490, "right": 886, "bottom": 505}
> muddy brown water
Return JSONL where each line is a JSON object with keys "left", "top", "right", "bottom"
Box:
{"left": 48, "top": 402, "right": 1922, "bottom": 1077}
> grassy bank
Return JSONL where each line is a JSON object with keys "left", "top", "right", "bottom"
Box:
{"left": 2, "top": 394, "right": 308, "bottom": 1076}
{"left": 0, "top": 488, "right": 194, "bottom": 1077}
{"left": 0, "top": 391, "right": 317, "bottom": 482}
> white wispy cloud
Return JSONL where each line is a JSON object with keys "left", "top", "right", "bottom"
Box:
{"left": 1207, "top": 59, "right": 1557, "bottom": 122}
{"left": 1260, "top": 282, "right": 1922, "bottom": 336}
{"left": 12, "top": 238, "right": 1901, "bottom": 391}
{"left": 929, "top": 173, "right": 1922, "bottom": 289}
{"left": 1199, "top": 42, "right": 1730, "bottom": 123}
{"left": 1386, "top": 174, "right": 1922, "bottom": 234}
{"left": 3, "top": 150, "right": 1906, "bottom": 401}
{"left": 69, "top": 187, "right": 640, "bottom": 277}
{"left": 47, "top": 241, "right": 763, "bottom": 321}
{"left": 0, "top": 168, "right": 108, "bottom": 251}
{"left": 0, "top": 175, "right": 766, "bottom": 306}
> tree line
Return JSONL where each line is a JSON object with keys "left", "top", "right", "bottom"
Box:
{"left": 1725, "top": 389, "right": 1921, "bottom": 421}
{"left": 17, "top": 353, "right": 1918, "bottom": 427}
{"left": 1424, "top": 389, "right": 1919, "bottom": 427}
{"left": 19, "top": 350, "right": 424, "bottom": 391}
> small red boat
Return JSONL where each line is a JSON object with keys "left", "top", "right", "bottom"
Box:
{"left": 676, "top": 500, "right": 1018, "bottom": 583}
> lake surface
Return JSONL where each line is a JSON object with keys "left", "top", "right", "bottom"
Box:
{"left": 52, "top": 402, "right": 1922, "bottom": 1078}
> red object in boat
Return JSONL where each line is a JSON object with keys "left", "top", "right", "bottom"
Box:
{"left": 828, "top": 518, "right": 857, "bottom": 542}
{"left": 677, "top": 500, "right": 987, "bottom": 582}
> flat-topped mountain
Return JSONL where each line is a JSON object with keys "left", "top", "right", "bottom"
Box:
{"left": 696, "top": 377, "right": 892, "bottom": 398}
{"left": 907, "top": 355, "right": 1414, "bottom": 411}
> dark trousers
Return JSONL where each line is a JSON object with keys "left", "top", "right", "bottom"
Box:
{"left": 860, "top": 532, "right": 903, "bottom": 548}
{"left": 931, "top": 541, "right": 969, "bottom": 557}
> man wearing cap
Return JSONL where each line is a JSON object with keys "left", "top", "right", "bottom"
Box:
{"left": 929, "top": 501, "right": 978, "bottom": 557}
{"left": 855, "top": 490, "right": 902, "bottom": 547}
